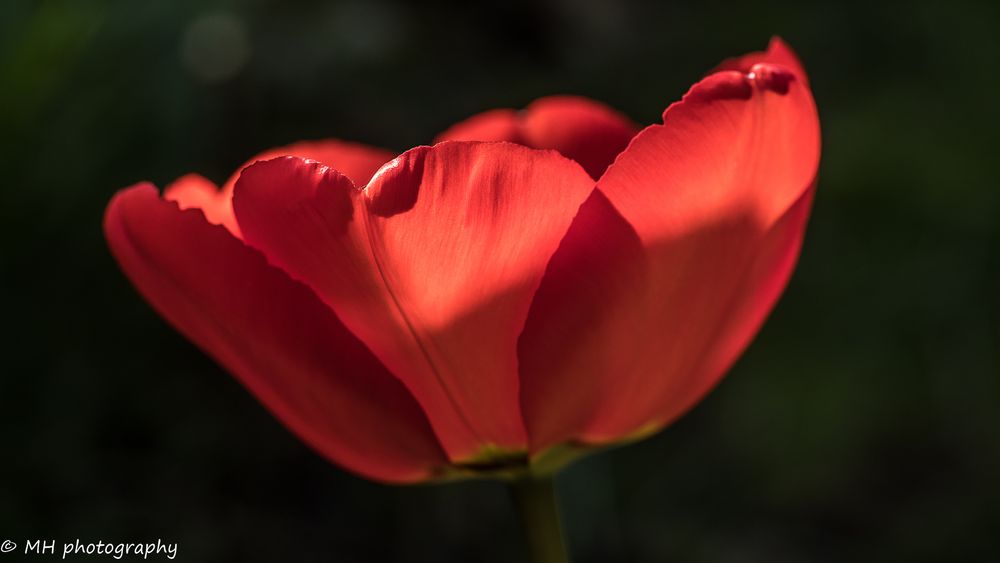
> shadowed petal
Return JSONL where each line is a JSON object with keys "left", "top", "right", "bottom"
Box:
{"left": 433, "top": 109, "right": 522, "bottom": 144}
{"left": 220, "top": 138, "right": 395, "bottom": 196}
{"left": 105, "top": 184, "right": 446, "bottom": 483}
{"left": 517, "top": 190, "right": 647, "bottom": 451}
{"left": 436, "top": 96, "right": 637, "bottom": 179}
{"left": 233, "top": 143, "right": 595, "bottom": 462}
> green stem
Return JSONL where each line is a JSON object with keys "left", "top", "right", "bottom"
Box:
{"left": 509, "top": 476, "right": 570, "bottom": 563}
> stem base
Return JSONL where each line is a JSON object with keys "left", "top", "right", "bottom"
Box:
{"left": 509, "top": 477, "right": 570, "bottom": 563}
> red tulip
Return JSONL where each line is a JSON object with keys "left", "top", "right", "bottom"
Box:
{"left": 105, "top": 38, "right": 819, "bottom": 484}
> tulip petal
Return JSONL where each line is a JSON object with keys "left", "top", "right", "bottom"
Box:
{"left": 232, "top": 143, "right": 595, "bottom": 462}
{"left": 519, "top": 56, "right": 820, "bottom": 450}
{"left": 436, "top": 96, "right": 637, "bottom": 179}
{"left": 105, "top": 185, "right": 446, "bottom": 482}
{"left": 433, "top": 109, "right": 523, "bottom": 144}
{"left": 163, "top": 173, "right": 242, "bottom": 237}
{"left": 517, "top": 190, "right": 647, "bottom": 451}
{"left": 220, "top": 138, "right": 395, "bottom": 197}
{"left": 163, "top": 140, "right": 394, "bottom": 240}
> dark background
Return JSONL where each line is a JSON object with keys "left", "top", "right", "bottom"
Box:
{"left": 2, "top": 1, "right": 998, "bottom": 561}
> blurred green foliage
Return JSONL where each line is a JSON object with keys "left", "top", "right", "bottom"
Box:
{"left": 1, "top": 1, "right": 998, "bottom": 561}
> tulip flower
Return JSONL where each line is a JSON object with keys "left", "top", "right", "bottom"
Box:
{"left": 105, "top": 37, "right": 819, "bottom": 562}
